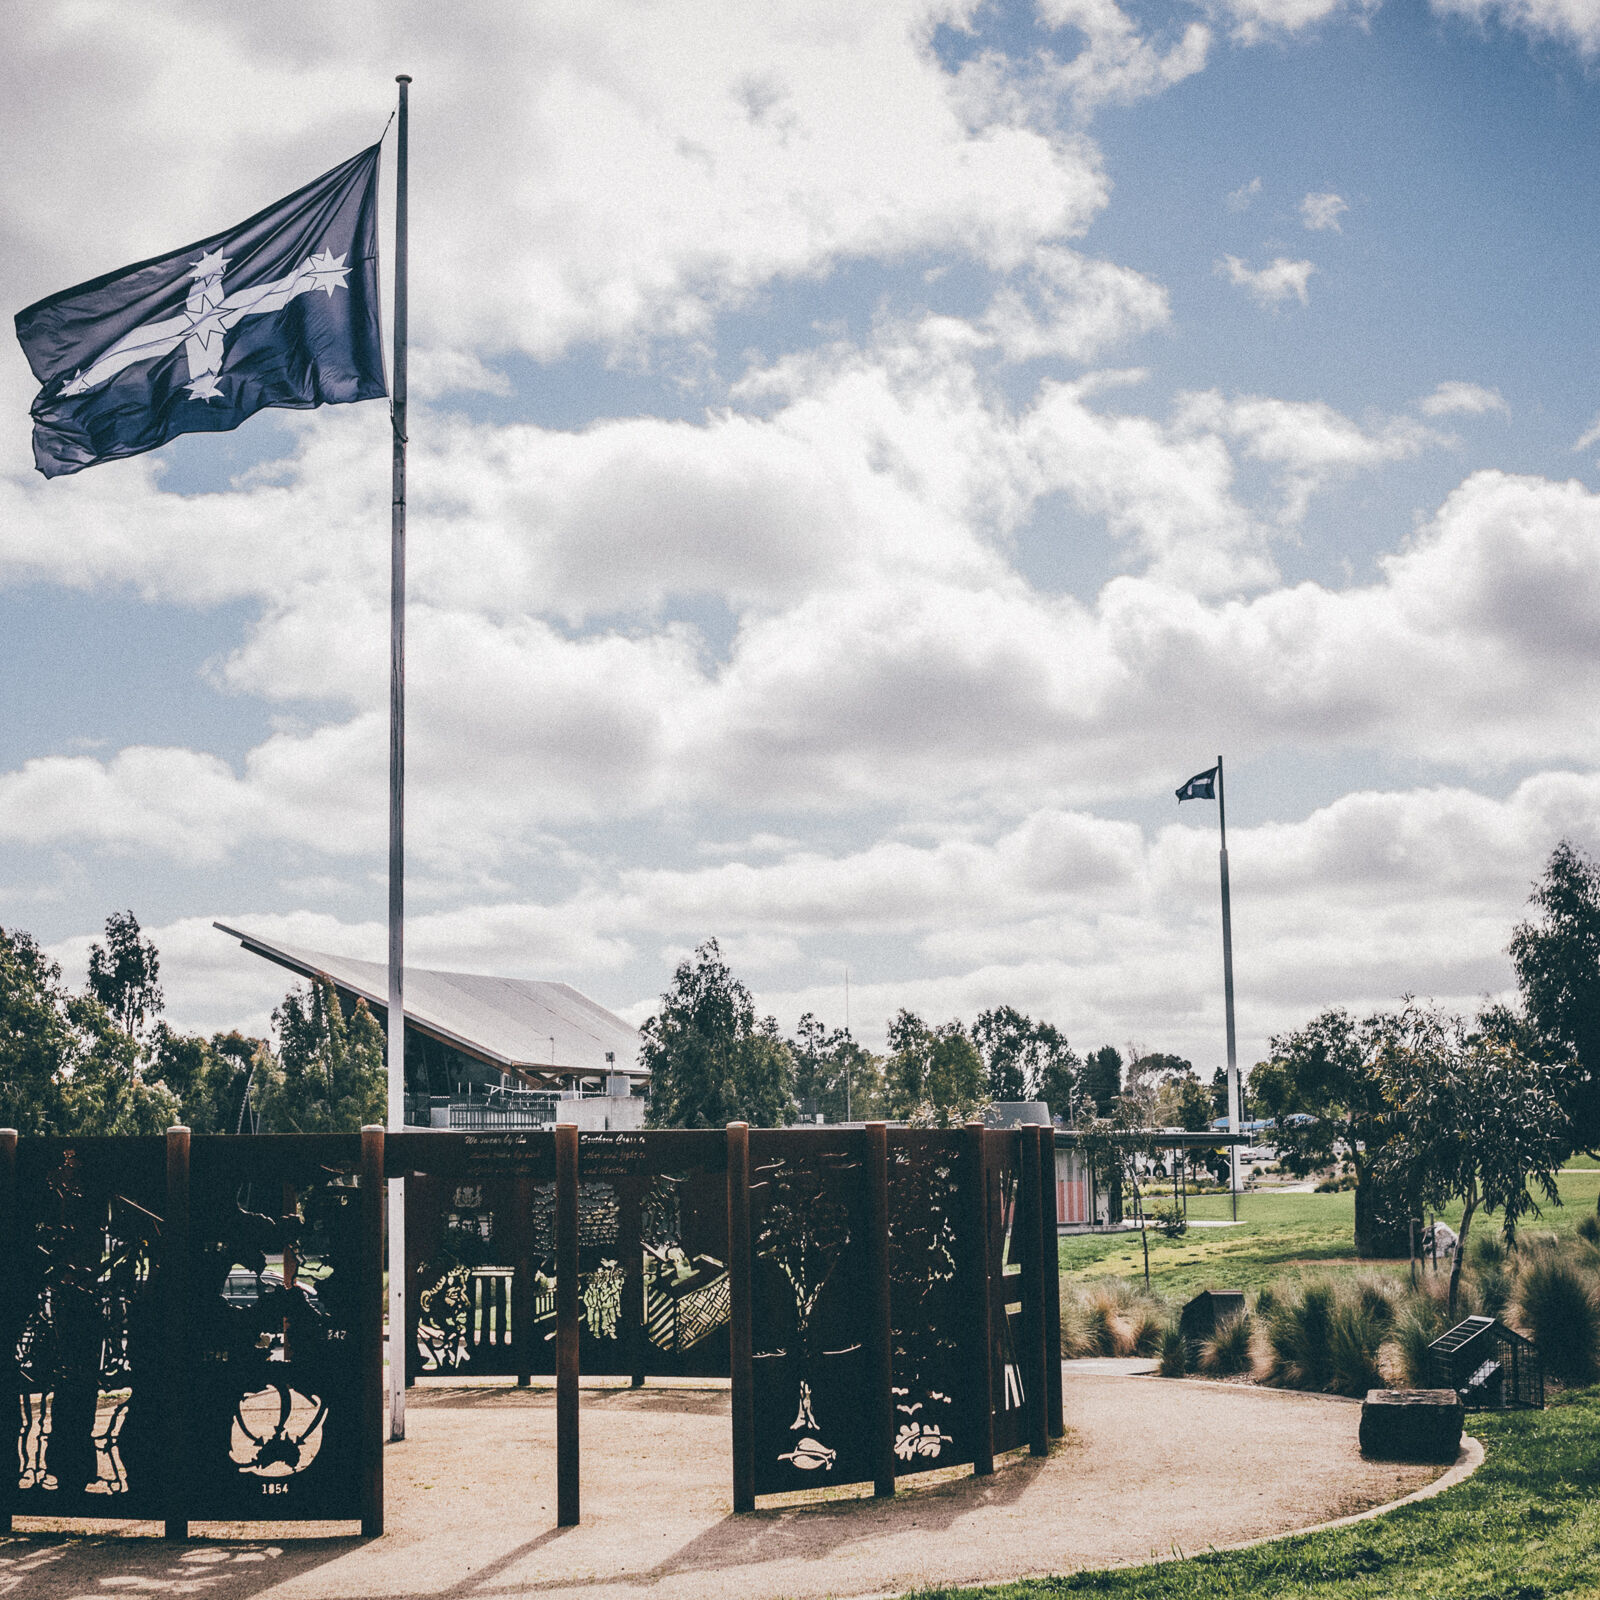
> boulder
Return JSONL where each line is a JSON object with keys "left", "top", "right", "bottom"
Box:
{"left": 1359, "top": 1388, "right": 1464, "bottom": 1463}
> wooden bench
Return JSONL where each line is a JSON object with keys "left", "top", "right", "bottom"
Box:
{"left": 1359, "top": 1388, "right": 1464, "bottom": 1463}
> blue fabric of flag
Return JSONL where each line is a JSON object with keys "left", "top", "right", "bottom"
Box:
{"left": 15, "top": 144, "right": 386, "bottom": 478}
{"left": 1175, "top": 766, "right": 1218, "bottom": 802}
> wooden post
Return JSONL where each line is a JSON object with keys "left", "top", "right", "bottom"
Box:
{"left": 514, "top": 1171, "right": 534, "bottom": 1388}
{"left": 360, "top": 1126, "right": 386, "bottom": 1537}
{"left": 1039, "top": 1127, "right": 1064, "bottom": 1439}
{"left": 726, "top": 1122, "right": 755, "bottom": 1513}
{"left": 964, "top": 1122, "right": 994, "bottom": 1478}
{"left": 556, "top": 1123, "right": 580, "bottom": 1527}
{"left": 163, "top": 1126, "right": 191, "bottom": 1540}
{"left": 0, "top": 1129, "right": 16, "bottom": 1536}
{"left": 1019, "top": 1126, "right": 1049, "bottom": 1457}
{"left": 866, "top": 1122, "right": 895, "bottom": 1497}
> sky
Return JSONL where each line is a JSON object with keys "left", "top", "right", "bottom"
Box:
{"left": 6, "top": 0, "right": 1600, "bottom": 1076}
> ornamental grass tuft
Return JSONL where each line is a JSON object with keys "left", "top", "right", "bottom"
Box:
{"left": 1515, "top": 1252, "right": 1600, "bottom": 1388}
{"left": 1157, "top": 1324, "right": 1188, "bottom": 1377}
{"left": 1199, "top": 1311, "right": 1254, "bottom": 1376}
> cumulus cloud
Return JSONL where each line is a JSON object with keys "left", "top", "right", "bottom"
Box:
{"left": 1215, "top": 254, "right": 1316, "bottom": 308}
{"left": 1227, "top": 177, "right": 1263, "bottom": 212}
{"left": 1210, "top": 0, "right": 1379, "bottom": 45}
{"left": 1421, "top": 380, "right": 1510, "bottom": 418}
{"left": 1300, "top": 191, "right": 1348, "bottom": 231}
{"left": 1431, "top": 0, "right": 1600, "bottom": 56}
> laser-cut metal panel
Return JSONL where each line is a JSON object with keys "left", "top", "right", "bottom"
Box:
{"left": 984, "top": 1132, "right": 1029, "bottom": 1455}
{"left": 391, "top": 1131, "right": 555, "bottom": 1378}
{"left": 580, "top": 1131, "right": 730, "bottom": 1380}
{"left": 748, "top": 1130, "right": 873, "bottom": 1496}
{"left": 886, "top": 1130, "right": 973, "bottom": 1475}
{"left": 185, "top": 1135, "right": 368, "bottom": 1521}
{"left": 10, "top": 1138, "right": 168, "bottom": 1521}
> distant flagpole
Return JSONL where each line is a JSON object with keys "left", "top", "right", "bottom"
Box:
{"left": 1216, "top": 755, "right": 1241, "bottom": 1222}
{"left": 386, "top": 72, "right": 411, "bottom": 1445}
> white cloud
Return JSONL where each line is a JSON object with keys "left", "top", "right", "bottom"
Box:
{"left": 1431, "top": 0, "right": 1600, "bottom": 56}
{"left": 1300, "top": 191, "right": 1348, "bottom": 231}
{"left": 1421, "top": 380, "right": 1510, "bottom": 418}
{"left": 1215, "top": 254, "right": 1316, "bottom": 308}
{"left": 1574, "top": 412, "right": 1600, "bottom": 452}
{"left": 1227, "top": 177, "right": 1263, "bottom": 212}
{"left": 1210, "top": 0, "right": 1379, "bottom": 46}
{"left": 978, "top": 246, "right": 1171, "bottom": 363}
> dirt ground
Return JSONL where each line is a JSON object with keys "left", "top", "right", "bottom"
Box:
{"left": 1, "top": 1365, "right": 1465, "bottom": 1600}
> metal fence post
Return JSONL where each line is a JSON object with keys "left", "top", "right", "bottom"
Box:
{"left": 964, "top": 1121, "right": 995, "bottom": 1477}
{"left": 1039, "top": 1126, "right": 1064, "bottom": 1439}
{"left": 1020, "top": 1125, "right": 1049, "bottom": 1457}
{"left": 866, "top": 1122, "right": 895, "bottom": 1497}
{"left": 726, "top": 1122, "right": 755, "bottom": 1512}
{"left": 556, "top": 1123, "right": 580, "bottom": 1526}
{"left": 360, "top": 1126, "right": 386, "bottom": 1537}
{"left": 163, "top": 1125, "right": 191, "bottom": 1540}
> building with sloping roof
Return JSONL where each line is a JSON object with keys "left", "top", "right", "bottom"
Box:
{"left": 215, "top": 922, "right": 643, "bottom": 1127}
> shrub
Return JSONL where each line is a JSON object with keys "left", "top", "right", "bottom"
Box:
{"left": 1578, "top": 1213, "right": 1600, "bottom": 1247}
{"left": 1516, "top": 1254, "right": 1600, "bottom": 1387}
{"left": 1327, "top": 1297, "right": 1386, "bottom": 1397}
{"left": 1200, "top": 1312, "right": 1254, "bottom": 1376}
{"left": 1264, "top": 1280, "right": 1336, "bottom": 1390}
{"left": 1393, "top": 1301, "right": 1446, "bottom": 1387}
{"left": 1152, "top": 1201, "right": 1186, "bottom": 1239}
{"left": 1470, "top": 1230, "right": 1507, "bottom": 1269}
{"left": 1127, "top": 1304, "right": 1169, "bottom": 1357}
{"left": 1157, "top": 1324, "right": 1188, "bottom": 1377}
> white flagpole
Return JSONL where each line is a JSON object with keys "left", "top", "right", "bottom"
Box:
{"left": 1217, "top": 754, "right": 1241, "bottom": 1222}
{"left": 386, "top": 72, "right": 411, "bottom": 1445}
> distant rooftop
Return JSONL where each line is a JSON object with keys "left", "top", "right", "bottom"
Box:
{"left": 215, "top": 922, "right": 643, "bottom": 1088}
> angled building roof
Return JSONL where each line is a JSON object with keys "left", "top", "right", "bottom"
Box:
{"left": 215, "top": 922, "right": 643, "bottom": 1086}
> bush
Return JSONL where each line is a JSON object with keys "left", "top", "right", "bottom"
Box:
{"left": 1265, "top": 1280, "right": 1336, "bottom": 1390}
{"left": 1200, "top": 1312, "right": 1254, "bottom": 1376}
{"left": 1152, "top": 1201, "right": 1186, "bottom": 1239}
{"left": 1157, "top": 1324, "right": 1188, "bottom": 1377}
{"left": 1127, "top": 1304, "right": 1169, "bottom": 1357}
{"left": 1393, "top": 1300, "right": 1446, "bottom": 1387}
{"left": 1578, "top": 1213, "right": 1600, "bottom": 1247}
{"left": 1516, "top": 1254, "right": 1600, "bottom": 1388}
{"left": 1327, "top": 1297, "right": 1387, "bottom": 1397}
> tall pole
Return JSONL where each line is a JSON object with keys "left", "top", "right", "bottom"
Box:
{"left": 1217, "top": 754, "right": 1241, "bottom": 1222}
{"left": 386, "top": 72, "right": 411, "bottom": 1444}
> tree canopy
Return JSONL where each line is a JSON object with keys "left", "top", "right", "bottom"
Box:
{"left": 1509, "top": 838, "right": 1600, "bottom": 1153}
{"left": 885, "top": 1009, "right": 987, "bottom": 1126}
{"left": 1081, "top": 1045, "right": 1122, "bottom": 1116}
{"left": 641, "top": 939, "right": 796, "bottom": 1128}
{"left": 972, "top": 1005, "right": 1081, "bottom": 1118}
{"left": 789, "top": 1012, "right": 884, "bottom": 1122}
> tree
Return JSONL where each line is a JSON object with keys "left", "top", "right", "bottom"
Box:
{"left": 86, "top": 910, "right": 164, "bottom": 1042}
{"left": 258, "top": 978, "right": 385, "bottom": 1132}
{"left": 789, "top": 1013, "right": 885, "bottom": 1122}
{"left": 1376, "top": 1002, "right": 1570, "bottom": 1315}
{"left": 641, "top": 940, "right": 796, "bottom": 1128}
{"left": 1509, "top": 839, "right": 1600, "bottom": 1153}
{"left": 972, "top": 1006, "right": 1082, "bottom": 1119}
{"left": 885, "top": 1010, "right": 987, "bottom": 1127}
{"left": 1155, "top": 1069, "right": 1214, "bottom": 1133}
{"left": 1251, "top": 1008, "right": 1402, "bottom": 1255}
{"left": 149, "top": 1025, "right": 268, "bottom": 1133}
{"left": 0, "top": 923, "right": 178, "bottom": 1135}
{"left": 1081, "top": 1045, "right": 1122, "bottom": 1115}
{"left": 1079, "top": 1072, "right": 1164, "bottom": 1286}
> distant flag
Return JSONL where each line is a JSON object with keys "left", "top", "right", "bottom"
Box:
{"left": 1175, "top": 765, "right": 1218, "bottom": 802}
{"left": 15, "top": 145, "right": 386, "bottom": 478}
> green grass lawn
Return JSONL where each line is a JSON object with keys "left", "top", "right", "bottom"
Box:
{"left": 1061, "top": 1171, "right": 1600, "bottom": 1301}
{"left": 905, "top": 1386, "right": 1600, "bottom": 1600}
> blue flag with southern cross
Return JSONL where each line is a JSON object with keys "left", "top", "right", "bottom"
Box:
{"left": 15, "top": 144, "right": 386, "bottom": 478}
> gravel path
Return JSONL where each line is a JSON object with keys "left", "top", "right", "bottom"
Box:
{"left": 1, "top": 1369, "right": 1461, "bottom": 1600}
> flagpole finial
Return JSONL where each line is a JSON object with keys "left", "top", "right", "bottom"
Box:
{"left": 397, "top": 73, "right": 412, "bottom": 83}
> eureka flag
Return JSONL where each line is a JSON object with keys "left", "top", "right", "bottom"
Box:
{"left": 1175, "top": 766, "right": 1218, "bottom": 802}
{"left": 15, "top": 145, "right": 386, "bottom": 478}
